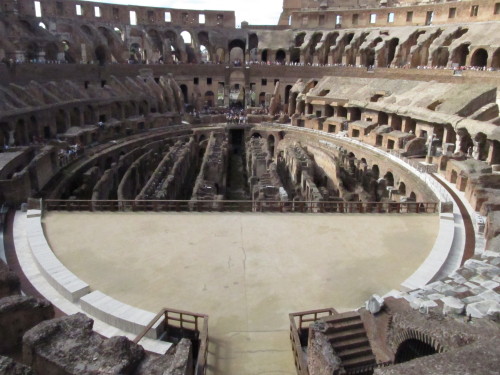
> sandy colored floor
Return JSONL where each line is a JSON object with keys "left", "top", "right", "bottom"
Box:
{"left": 43, "top": 212, "right": 439, "bottom": 375}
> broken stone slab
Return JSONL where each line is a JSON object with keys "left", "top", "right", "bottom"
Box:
{"left": 158, "top": 339, "right": 193, "bottom": 375}
{"left": 365, "top": 294, "right": 384, "bottom": 314}
{"left": 441, "top": 296, "right": 465, "bottom": 315}
{"left": 466, "top": 300, "right": 500, "bottom": 319}
{"left": 464, "top": 259, "right": 500, "bottom": 276}
{"left": 480, "top": 280, "right": 500, "bottom": 290}
{"left": 23, "top": 313, "right": 149, "bottom": 375}
{"left": 419, "top": 300, "right": 438, "bottom": 314}
{"left": 477, "top": 290, "right": 500, "bottom": 303}
{"left": 449, "top": 272, "right": 468, "bottom": 284}
{"left": 481, "top": 250, "right": 500, "bottom": 259}
{"left": 432, "top": 283, "right": 455, "bottom": 294}
{"left": 0, "top": 356, "right": 33, "bottom": 375}
{"left": 425, "top": 293, "right": 445, "bottom": 300}
{"left": 0, "top": 295, "right": 54, "bottom": 354}
{"left": 462, "top": 295, "right": 484, "bottom": 305}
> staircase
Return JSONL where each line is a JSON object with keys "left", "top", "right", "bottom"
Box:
{"left": 325, "top": 311, "right": 376, "bottom": 375}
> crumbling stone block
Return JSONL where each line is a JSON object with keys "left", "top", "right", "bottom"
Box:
{"left": 307, "top": 321, "right": 342, "bottom": 375}
{"left": 0, "top": 262, "right": 20, "bottom": 299}
{"left": 23, "top": 313, "right": 145, "bottom": 375}
{"left": 0, "top": 295, "right": 54, "bottom": 354}
{"left": 159, "top": 339, "right": 193, "bottom": 375}
{"left": 0, "top": 356, "right": 33, "bottom": 375}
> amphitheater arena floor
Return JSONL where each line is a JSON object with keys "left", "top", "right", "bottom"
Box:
{"left": 43, "top": 212, "right": 439, "bottom": 375}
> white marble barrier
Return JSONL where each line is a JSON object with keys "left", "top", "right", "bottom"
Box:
{"left": 401, "top": 213, "right": 455, "bottom": 290}
{"left": 80, "top": 291, "right": 164, "bottom": 339}
{"left": 26, "top": 214, "right": 90, "bottom": 302}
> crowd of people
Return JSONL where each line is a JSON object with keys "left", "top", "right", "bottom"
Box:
{"left": 57, "top": 143, "right": 83, "bottom": 167}
{"left": 3, "top": 56, "right": 496, "bottom": 73}
{"left": 225, "top": 108, "right": 248, "bottom": 124}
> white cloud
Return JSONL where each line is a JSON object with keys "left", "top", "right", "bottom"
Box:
{"left": 81, "top": 0, "right": 283, "bottom": 26}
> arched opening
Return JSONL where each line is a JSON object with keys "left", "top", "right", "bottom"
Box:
{"left": 378, "top": 112, "right": 389, "bottom": 125}
{"left": 248, "top": 33, "right": 258, "bottom": 61}
{"left": 349, "top": 107, "right": 360, "bottom": 121}
{"left": 470, "top": 48, "right": 488, "bottom": 68}
{"left": 229, "top": 39, "right": 245, "bottom": 65}
{"left": 259, "top": 92, "right": 266, "bottom": 106}
{"left": 44, "top": 42, "right": 59, "bottom": 61}
{"left": 181, "top": 31, "right": 196, "bottom": 63}
{"left": 180, "top": 30, "right": 192, "bottom": 44}
{"left": 409, "top": 192, "right": 417, "bottom": 201}
{"left": 15, "top": 119, "right": 27, "bottom": 145}
{"left": 268, "top": 134, "right": 275, "bottom": 157}
{"left": 398, "top": 182, "right": 406, "bottom": 195}
{"left": 395, "top": 339, "right": 437, "bottom": 364}
{"left": 165, "top": 30, "right": 180, "bottom": 62}
{"left": 215, "top": 47, "right": 225, "bottom": 63}
{"left": 114, "top": 27, "right": 122, "bottom": 39}
{"left": 29, "top": 116, "right": 38, "bottom": 142}
{"left": 147, "top": 29, "right": 163, "bottom": 61}
{"left": 81, "top": 25, "right": 92, "bottom": 36}
{"left": 322, "top": 32, "right": 339, "bottom": 64}
{"left": 199, "top": 45, "right": 209, "bottom": 62}
{"left": 180, "top": 85, "right": 188, "bottom": 104}
{"left": 204, "top": 91, "right": 214, "bottom": 107}
{"left": 139, "top": 100, "right": 149, "bottom": 116}
{"left": 95, "top": 45, "right": 108, "bottom": 65}
{"left": 387, "top": 38, "right": 399, "bottom": 66}
{"left": 284, "top": 85, "right": 293, "bottom": 105}
{"left": 308, "top": 33, "right": 323, "bottom": 64}
{"left": 372, "top": 165, "right": 380, "bottom": 179}
{"left": 363, "top": 49, "right": 375, "bottom": 67}
{"left": 129, "top": 43, "right": 141, "bottom": 62}
{"left": 261, "top": 49, "right": 268, "bottom": 62}
{"left": 492, "top": 48, "right": 500, "bottom": 69}
{"left": 295, "top": 33, "right": 306, "bottom": 47}
{"left": 70, "top": 108, "right": 81, "bottom": 127}
{"left": 384, "top": 172, "right": 394, "bottom": 187}
{"left": 25, "top": 42, "right": 40, "bottom": 61}
{"left": 229, "top": 84, "right": 245, "bottom": 109}
{"left": 432, "top": 47, "right": 449, "bottom": 67}
{"left": 450, "top": 170, "right": 458, "bottom": 183}
{"left": 452, "top": 43, "right": 470, "bottom": 66}
{"left": 290, "top": 48, "right": 300, "bottom": 63}
{"left": 251, "top": 133, "right": 262, "bottom": 138}
{"left": 61, "top": 40, "right": 75, "bottom": 63}
{"left": 276, "top": 49, "right": 286, "bottom": 64}
{"left": 56, "top": 109, "right": 67, "bottom": 134}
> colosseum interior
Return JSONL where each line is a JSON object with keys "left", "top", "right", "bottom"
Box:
{"left": 0, "top": 0, "right": 499, "bottom": 374}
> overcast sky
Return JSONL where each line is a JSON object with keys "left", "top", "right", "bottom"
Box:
{"left": 81, "top": 0, "right": 284, "bottom": 26}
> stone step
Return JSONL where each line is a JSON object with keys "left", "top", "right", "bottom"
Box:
{"left": 337, "top": 345, "right": 373, "bottom": 360}
{"left": 342, "top": 354, "right": 376, "bottom": 370}
{"left": 332, "top": 336, "right": 370, "bottom": 351}
{"left": 330, "top": 320, "right": 364, "bottom": 332}
{"left": 328, "top": 311, "right": 361, "bottom": 323}
{"left": 327, "top": 327, "right": 366, "bottom": 341}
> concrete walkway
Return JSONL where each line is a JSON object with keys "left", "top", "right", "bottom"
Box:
{"left": 43, "top": 212, "right": 438, "bottom": 375}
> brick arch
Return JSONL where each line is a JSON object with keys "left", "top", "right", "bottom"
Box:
{"left": 391, "top": 328, "right": 445, "bottom": 355}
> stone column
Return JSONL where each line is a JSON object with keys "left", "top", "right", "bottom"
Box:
{"left": 486, "top": 140, "right": 500, "bottom": 165}
{"left": 454, "top": 132, "right": 463, "bottom": 154}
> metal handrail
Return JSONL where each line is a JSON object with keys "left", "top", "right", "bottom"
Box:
{"left": 289, "top": 308, "right": 338, "bottom": 375}
{"left": 43, "top": 199, "right": 438, "bottom": 214}
{"left": 134, "top": 307, "right": 209, "bottom": 375}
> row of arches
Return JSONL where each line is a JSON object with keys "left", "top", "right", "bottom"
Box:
{"left": 0, "top": 96, "right": 165, "bottom": 147}
{"left": 16, "top": 18, "right": 500, "bottom": 69}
